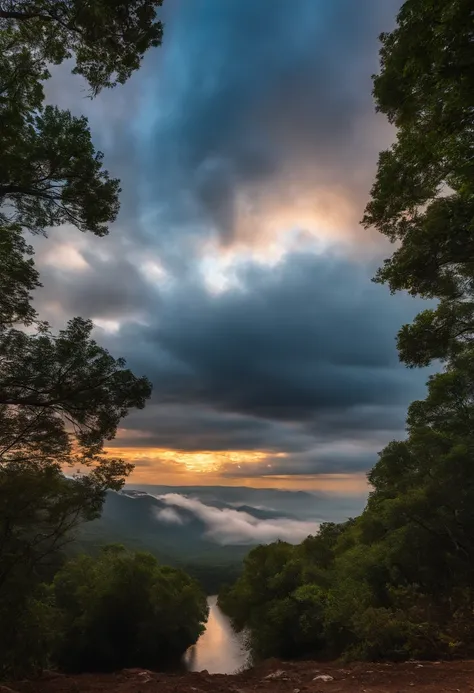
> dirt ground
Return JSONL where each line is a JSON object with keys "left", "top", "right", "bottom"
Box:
{"left": 4, "top": 659, "right": 474, "bottom": 693}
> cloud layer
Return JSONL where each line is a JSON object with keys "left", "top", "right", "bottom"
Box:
{"left": 101, "top": 251, "right": 429, "bottom": 479}
{"left": 155, "top": 493, "right": 320, "bottom": 544}
{"left": 29, "top": 0, "right": 429, "bottom": 489}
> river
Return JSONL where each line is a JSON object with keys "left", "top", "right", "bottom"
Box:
{"left": 183, "top": 596, "right": 249, "bottom": 674}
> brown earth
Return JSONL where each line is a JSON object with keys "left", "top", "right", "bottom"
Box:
{"left": 4, "top": 659, "right": 474, "bottom": 693}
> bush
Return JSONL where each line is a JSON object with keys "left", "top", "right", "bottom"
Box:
{"left": 52, "top": 545, "right": 208, "bottom": 672}
{"left": 0, "top": 586, "right": 59, "bottom": 678}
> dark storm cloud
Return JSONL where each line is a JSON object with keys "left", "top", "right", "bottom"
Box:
{"left": 39, "top": 0, "right": 403, "bottom": 257}
{"left": 112, "top": 404, "right": 316, "bottom": 453}
{"left": 138, "top": 253, "right": 428, "bottom": 418}
{"left": 98, "top": 251, "right": 431, "bottom": 473}
{"left": 35, "top": 242, "right": 427, "bottom": 476}
{"left": 34, "top": 229, "right": 159, "bottom": 323}
{"left": 113, "top": 403, "right": 407, "bottom": 453}
{"left": 107, "top": 0, "right": 401, "bottom": 252}
{"left": 40, "top": 0, "right": 402, "bottom": 257}
{"left": 221, "top": 449, "right": 378, "bottom": 478}
{"left": 31, "top": 0, "right": 425, "bottom": 481}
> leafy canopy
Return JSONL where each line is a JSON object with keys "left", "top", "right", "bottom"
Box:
{"left": 0, "top": 0, "right": 162, "bottom": 677}
{"left": 362, "top": 0, "right": 474, "bottom": 367}
{"left": 1, "top": 1, "right": 163, "bottom": 239}
{"left": 0, "top": 223, "right": 40, "bottom": 326}
{"left": 0, "top": 317, "right": 152, "bottom": 459}
{"left": 0, "top": 0, "right": 158, "bottom": 496}
{"left": 0, "top": 0, "right": 164, "bottom": 94}
{"left": 0, "top": 105, "right": 121, "bottom": 236}
{"left": 0, "top": 315, "right": 152, "bottom": 676}
{"left": 53, "top": 546, "right": 208, "bottom": 672}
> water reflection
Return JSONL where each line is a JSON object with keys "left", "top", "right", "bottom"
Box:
{"left": 183, "top": 596, "right": 249, "bottom": 674}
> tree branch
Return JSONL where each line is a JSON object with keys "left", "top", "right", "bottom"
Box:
{"left": 0, "top": 10, "right": 53, "bottom": 20}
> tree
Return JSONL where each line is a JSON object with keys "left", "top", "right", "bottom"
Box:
{"left": 0, "top": 316, "right": 151, "bottom": 600}
{"left": 218, "top": 531, "right": 349, "bottom": 660}
{"left": 0, "top": 462, "right": 105, "bottom": 676}
{"left": 0, "top": 0, "right": 161, "bottom": 676}
{"left": 0, "top": 2, "right": 162, "bottom": 240}
{"left": 1, "top": 21, "right": 121, "bottom": 238}
{"left": 1, "top": 105, "right": 121, "bottom": 236}
{"left": 0, "top": 223, "right": 40, "bottom": 326}
{"left": 53, "top": 546, "right": 208, "bottom": 672}
{"left": 368, "top": 348, "right": 474, "bottom": 582}
{"left": 0, "top": 0, "right": 164, "bottom": 95}
{"left": 0, "top": 317, "right": 151, "bottom": 458}
{"left": 219, "top": 349, "right": 474, "bottom": 661}
{"left": 362, "top": 0, "right": 474, "bottom": 367}
{"left": 0, "top": 315, "right": 151, "bottom": 675}
{"left": 1, "top": 1, "right": 163, "bottom": 238}
{"left": 0, "top": 0, "right": 158, "bottom": 555}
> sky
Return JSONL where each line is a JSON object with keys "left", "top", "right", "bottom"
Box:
{"left": 32, "top": 0, "right": 431, "bottom": 497}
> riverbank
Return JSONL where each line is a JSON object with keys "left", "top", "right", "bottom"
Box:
{"left": 6, "top": 659, "right": 474, "bottom": 693}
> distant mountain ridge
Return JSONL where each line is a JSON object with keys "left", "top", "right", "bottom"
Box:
{"left": 73, "top": 485, "right": 365, "bottom": 592}
{"left": 127, "top": 485, "right": 339, "bottom": 518}
{"left": 127, "top": 484, "right": 366, "bottom": 522}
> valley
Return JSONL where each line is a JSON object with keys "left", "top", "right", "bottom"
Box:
{"left": 73, "top": 486, "right": 365, "bottom": 593}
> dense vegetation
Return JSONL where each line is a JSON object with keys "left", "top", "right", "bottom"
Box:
{"left": 0, "top": 0, "right": 208, "bottom": 679}
{"left": 53, "top": 546, "right": 207, "bottom": 673}
{"left": 219, "top": 0, "right": 474, "bottom": 663}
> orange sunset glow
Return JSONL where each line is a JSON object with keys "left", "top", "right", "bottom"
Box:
{"left": 104, "top": 445, "right": 370, "bottom": 493}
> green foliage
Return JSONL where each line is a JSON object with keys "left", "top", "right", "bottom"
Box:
{"left": 0, "top": 1, "right": 163, "bottom": 238}
{"left": 0, "top": 317, "right": 152, "bottom": 458}
{"left": 1, "top": 105, "right": 121, "bottom": 236}
{"left": 0, "top": 461, "right": 128, "bottom": 677}
{"left": 0, "top": 26, "right": 121, "bottom": 240}
{"left": 0, "top": 463, "right": 102, "bottom": 589}
{"left": 0, "top": 0, "right": 163, "bottom": 678}
{"left": 0, "top": 1, "right": 163, "bottom": 95}
{"left": 219, "top": 526, "right": 351, "bottom": 659}
{"left": 0, "top": 223, "right": 40, "bottom": 326}
{"left": 68, "top": 488, "right": 249, "bottom": 594}
{"left": 53, "top": 546, "right": 208, "bottom": 672}
{"left": 0, "top": 314, "right": 151, "bottom": 611}
{"left": 0, "top": 260, "right": 151, "bottom": 677}
{"left": 0, "top": 584, "right": 59, "bottom": 679}
{"left": 362, "top": 0, "right": 474, "bottom": 367}
{"left": 0, "top": 545, "right": 208, "bottom": 678}
{"left": 0, "top": 2, "right": 163, "bottom": 241}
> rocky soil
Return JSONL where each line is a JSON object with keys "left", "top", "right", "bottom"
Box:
{"left": 3, "top": 659, "right": 474, "bottom": 693}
